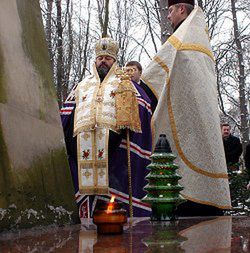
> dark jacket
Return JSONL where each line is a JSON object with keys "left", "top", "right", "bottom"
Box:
{"left": 244, "top": 143, "right": 250, "bottom": 179}
{"left": 139, "top": 80, "right": 158, "bottom": 113}
{"left": 223, "top": 134, "right": 242, "bottom": 165}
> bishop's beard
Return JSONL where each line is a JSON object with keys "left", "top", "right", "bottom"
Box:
{"left": 96, "top": 64, "right": 111, "bottom": 82}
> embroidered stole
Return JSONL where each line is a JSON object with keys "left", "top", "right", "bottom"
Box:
{"left": 74, "top": 64, "right": 119, "bottom": 194}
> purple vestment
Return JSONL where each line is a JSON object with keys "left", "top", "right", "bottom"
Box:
{"left": 60, "top": 81, "right": 153, "bottom": 219}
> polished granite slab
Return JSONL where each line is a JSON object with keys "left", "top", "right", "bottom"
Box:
{"left": 0, "top": 216, "right": 249, "bottom": 252}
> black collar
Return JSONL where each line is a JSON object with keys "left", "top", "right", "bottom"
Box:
{"left": 173, "top": 19, "right": 185, "bottom": 32}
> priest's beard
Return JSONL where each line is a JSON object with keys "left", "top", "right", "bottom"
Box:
{"left": 96, "top": 64, "right": 111, "bottom": 82}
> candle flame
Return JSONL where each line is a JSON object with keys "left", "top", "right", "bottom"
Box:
{"left": 110, "top": 195, "right": 115, "bottom": 203}
{"left": 107, "top": 195, "right": 115, "bottom": 213}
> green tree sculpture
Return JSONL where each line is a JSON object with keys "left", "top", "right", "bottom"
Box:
{"left": 143, "top": 134, "right": 185, "bottom": 220}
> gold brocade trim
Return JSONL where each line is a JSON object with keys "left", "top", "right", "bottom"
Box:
{"left": 95, "top": 65, "right": 118, "bottom": 130}
{"left": 96, "top": 75, "right": 105, "bottom": 130}
{"left": 80, "top": 81, "right": 97, "bottom": 91}
{"left": 91, "top": 80, "right": 99, "bottom": 127}
{"left": 103, "top": 101, "right": 115, "bottom": 107}
{"left": 80, "top": 161, "right": 106, "bottom": 166}
{"left": 167, "top": 35, "right": 182, "bottom": 49}
{"left": 180, "top": 44, "right": 215, "bottom": 61}
{"left": 74, "top": 114, "right": 94, "bottom": 124}
{"left": 77, "top": 104, "right": 91, "bottom": 110}
{"left": 102, "top": 112, "right": 116, "bottom": 119}
{"left": 181, "top": 193, "right": 232, "bottom": 210}
{"left": 115, "top": 72, "right": 142, "bottom": 133}
{"left": 73, "top": 84, "right": 97, "bottom": 136}
{"left": 74, "top": 64, "right": 118, "bottom": 135}
{"left": 168, "top": 35, "right": 215, "bottom": 62}
{"left": 153, "top": 56, "right": 170, "bottom": 73}
{"left": 79, "top": 187, "right": 109, "bottom": 195}
{"left": 166, "top": 78, "right": 228, "bottom": 179}
{"left": 73, "top": 124, "right": 95, "bottom": 137}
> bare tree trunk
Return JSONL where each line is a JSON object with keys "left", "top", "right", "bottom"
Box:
{"left": 81, "top": 0, "right": 91, "bottom": 80}
{"left": 63, "top": 0, "right": 73, "bottom": 100}
{"left": 103, "top": 0, "right": 110, "bottom": 37}
{"left": 45, "top": 0, "right": 54, "bottom": 67}
{"left": 197, "top": 0, "right": 203, "bottom": 10}
{"left": 142, "top": 0, "right": 158, "bottom": 52}
{"left": 55, "top": 0, "right": 64, "bottom": 107}
{"left": 156, "top": 0, "right": 172, "bottom": 44}
{"left": 96, "top": 0, "right": 110, "bottom": 37}
{"left": 231, "top": 0, "right": 249, "bottom": 150}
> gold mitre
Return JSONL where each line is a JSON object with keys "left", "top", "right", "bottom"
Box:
{"left": 95, "top": 37, "right": 119, "bottom": 60}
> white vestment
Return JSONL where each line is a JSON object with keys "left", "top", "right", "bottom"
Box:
{"left": 142, "top": 7, "right": 231, "bottom": 209}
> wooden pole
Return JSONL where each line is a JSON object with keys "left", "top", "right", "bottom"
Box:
{"left": 126, "top": 129, "right": 133, "bottom": 220}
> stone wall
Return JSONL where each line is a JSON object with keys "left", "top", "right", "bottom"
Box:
{"left": 0, "top": 0, "right": 78, "bottom": 229}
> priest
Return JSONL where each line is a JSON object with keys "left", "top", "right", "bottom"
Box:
{"left": 60, "top": 37, "right": 153, "bottom": 220}
{"left": 142, "top": 0, "right": 231, "bottom": 215}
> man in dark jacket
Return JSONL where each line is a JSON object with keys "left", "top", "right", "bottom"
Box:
{"left": 244, "top": 142, "right": 250, "bottom": 189}
{"left": 125, "top": 61, "right": 158, "bottom": 113}
{"left": 221, "top": 123, "right": 242, "bottom": 170}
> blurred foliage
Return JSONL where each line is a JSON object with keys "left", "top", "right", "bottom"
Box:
{"left": 226, "top": 168, "right": 250, "bottom": 215}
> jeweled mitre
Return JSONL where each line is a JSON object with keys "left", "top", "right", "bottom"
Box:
{"left": 95, "top": 37, "right": 119, "bottom": 60}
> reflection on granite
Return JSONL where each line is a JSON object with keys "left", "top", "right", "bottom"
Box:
{"left": 0, "top": 216, "right": 249, "bottom": 252}
{"left": 142, "top": 221, "right": 187, "bottom": 252}
{"left": 179, "top": 217, "right": 232, "bottom": 253}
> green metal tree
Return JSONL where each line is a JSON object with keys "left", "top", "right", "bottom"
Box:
{"left": 143, "top": 134, "right": 185, "bottom": 220}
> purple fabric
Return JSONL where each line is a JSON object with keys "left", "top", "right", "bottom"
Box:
{"left": 60, "top": 81, "right": 153, "bottom": 217}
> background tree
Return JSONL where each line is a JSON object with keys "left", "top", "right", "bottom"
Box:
{"left": 96, "top": 0, "right": 110, "bottom": 37}
{"left": 39, "top": 0, "right": 249, "bottom": 214}
{"left": 40, "top": 0, "right": 250, "bottom": 149}
{"left": 230, "top": 0, "right": 249, "bottom": 149}
{"left": 40, "top": 0, "right": 95, "bottom": 106}
{"left": 212, "top": 0, "right": 250, "bottom": 149}
{"left": 155, "top": 0, "right": 172, "bottom": 44}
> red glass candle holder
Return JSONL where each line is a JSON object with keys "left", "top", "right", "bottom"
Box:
{"left": 93, "top": 202, "right": 127, "bottom": 235}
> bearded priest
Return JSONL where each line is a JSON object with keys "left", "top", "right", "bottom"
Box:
{"left": 60, "top": 37, "right": 153, "bottom": 220}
